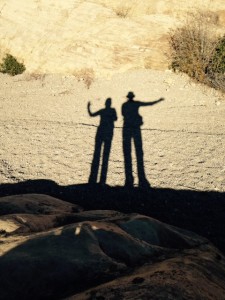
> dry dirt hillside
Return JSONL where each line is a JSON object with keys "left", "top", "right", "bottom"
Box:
{"left": 0, "top": 0, "right": 225, "bottom": 77}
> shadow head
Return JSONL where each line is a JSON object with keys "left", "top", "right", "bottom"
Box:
{"left": 126, "top": 91, "right": 135, "bottom": 101}
{"left": 105, "top": 98, "right": 112, "bottom": 108}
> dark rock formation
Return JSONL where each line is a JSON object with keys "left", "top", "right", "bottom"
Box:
{"left": 0, "top": 194, "right": 225, "bottom": 299}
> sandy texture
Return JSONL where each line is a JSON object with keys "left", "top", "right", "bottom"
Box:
{"left": 0, "top": 70, "right": 225, "bottom": 191}
{"left": 0, "top": 0, "right": 225, "bottom": 75}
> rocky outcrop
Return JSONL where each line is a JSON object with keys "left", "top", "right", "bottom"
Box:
{"left": 0, "top": 194, "right": 81, "bottom": 215}
{"left": 0, "top": 194, "right": 82, "bottom": 234}
{"left": 72, "top": 250, "right": 225, "bottom": 300}
{"left": 0, "top": 194, "right": 225, "bottom": 299}
{"left": 0, "top": 0, "right": 224, "bottom": 77}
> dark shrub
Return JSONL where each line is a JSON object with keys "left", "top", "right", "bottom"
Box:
{"left": 0, "top": 53, "right": 26, "bottom": 76}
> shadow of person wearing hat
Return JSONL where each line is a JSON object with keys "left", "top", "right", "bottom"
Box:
{"left": 88, "top": 98, "right": 117, "bottom": 185}
{"left": 122, "top": 91, "right": 164, "bottom": 188}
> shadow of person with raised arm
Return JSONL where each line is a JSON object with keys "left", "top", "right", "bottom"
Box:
{"left": 88, "top": 98, "right": 117, "bottom": 185}
{"left": 122, "top": 91, "right": 164, "bottom": 188}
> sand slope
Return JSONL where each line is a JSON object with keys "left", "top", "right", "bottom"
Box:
{"left": 0, "top": 0, "right": 225, "bottom": 75}
{"left": 0, "top": 70, "right": 224, "bottom": 191}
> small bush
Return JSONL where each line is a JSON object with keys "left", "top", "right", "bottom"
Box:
{"left": 210, "top": 36, "right": 225, "bottom": 74}
{"left": 169, "top": 11, "right": 225, "bottom": 92}
{"left": 25, "top": 73, "right": 46, "bottom": 81}
{"left": 207, "top": 36, "right": 225, "bottom": 91}
{"left": 114, "top": 6, "right": 131, "bottom": 18}
{"left": 0, "top": 54, "right": 26, "bottom": 76}
{"left": 73, "top": 68, "right": 95, "bottom": 89}
{"left": 169, "top": 12, "right": 215, "bottom": 81}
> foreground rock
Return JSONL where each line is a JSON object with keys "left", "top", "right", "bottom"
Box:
{"left": 0, "top": 194, "right": 225, "bottom": 299}
{"left": 73, "top": 249, "right": 225, "bottom": 300}
{"left": 0, "top": 193, "right": 81, "bottom": 215}
{"left": 0, "top": 194, "right": 82, "bottom": 234}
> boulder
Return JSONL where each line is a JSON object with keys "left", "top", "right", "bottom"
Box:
{"left": 0, "top": 194, "right": 225, "bottom": 299}
{"left": 0, "top": 194, "right": 81, "bottom": 215}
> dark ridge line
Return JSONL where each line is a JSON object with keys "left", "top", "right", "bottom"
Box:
{"left": 80, "top": 123, "right": 225, "bottom": 137}
{"left": 1, "top": 119, "right": 225, "bottom": 136}
{"left": 141, "top": 128, "right": 225, "bottom": 136}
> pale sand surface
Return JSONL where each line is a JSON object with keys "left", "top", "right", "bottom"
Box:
{"left": 0, "top": 70, "right": 225, "bottom": 191}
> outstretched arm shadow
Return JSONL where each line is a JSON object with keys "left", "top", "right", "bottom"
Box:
{"left": 122, "top": 93, "right": 165, "bottom": 188}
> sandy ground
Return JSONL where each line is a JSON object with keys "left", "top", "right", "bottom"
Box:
{"left": 0, "top": 70, "right": 225, "bottom": 191}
